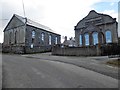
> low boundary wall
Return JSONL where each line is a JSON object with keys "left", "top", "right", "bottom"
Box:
{"left": 52, "top": 45, "right": 101, "bottom": 56}
{"left": 2, "top": 46, "right": 52, "bottom": 54}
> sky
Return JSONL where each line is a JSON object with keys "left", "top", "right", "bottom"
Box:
{"left": 0, "top": 0, "right": 119, "bottom": 43}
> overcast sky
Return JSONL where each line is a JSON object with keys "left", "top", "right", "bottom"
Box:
{"left": 0, "top": 0, "right": 119, "bottom": 43}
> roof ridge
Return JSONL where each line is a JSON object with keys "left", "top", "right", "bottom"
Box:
{"left": 13, "top": 14, "right": 59, "bottom": 34}
{"left": 14, "top": 14, "right": 26, "bottom": 23}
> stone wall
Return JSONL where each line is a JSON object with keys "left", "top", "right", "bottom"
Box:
{"left": 2, "top": 46, "right": 25, "bottom": 54}
{"left": 25, "top": 46, "right": 51, "bottom": 54}
{"left": 52, "top": 45, "right": 101, "bottom": 56}
{"left": 2, "top": 45, "right": 52, "bottom": 54}
{"left": 26, "top": 25, "right": 61, "bottom": 47}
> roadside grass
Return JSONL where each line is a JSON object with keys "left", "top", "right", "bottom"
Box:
{"left": 106, "top": 59, "right": 120, "bottom": 67}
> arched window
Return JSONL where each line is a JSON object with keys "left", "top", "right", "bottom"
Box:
{"left": 79, "top": 35, "right": 82, "bottom": 46}
{"left": 32, "top": 30, "right": 35, "bottom": 38}
{"left": 92, "top": 32, "right": 98, "bottom": 45}
{"left": 85, "top": 33, "right": 89, "bottom": 46}
{"left": 49, "top": 35, "right": 52, "bottom": 45}
{"left": 105, "top": 31, "right": 112, "bottom": 43}
{"left": 41, "top": 33, "right": 45, "bottom": 41}
{"left": 9, "top": 32, "right": 12, "bottom": 44}
{"left": 15, "top": 31, "right": 17, "bottom": 44}
{"left": 55, "top": 37, "right": 58, "bottom": 44}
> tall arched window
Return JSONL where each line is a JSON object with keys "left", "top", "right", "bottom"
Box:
{"left": 9, "top": 32, "right": 12, "bottom": 44}
{"left": 32, "top": 30, "right": 35, "bottom": 38}
{"left": 105, "top": 31, "right": 112, "bottom": 43}
{"left": 49, "top": 35, "right": 52, "bottom": 45}
{"left": 92, "top": 32, "right": 98, "bottom": 45}
{"left": 85, "top": 33, "right": 89, "bottom": 46}
{"left": 55, "top": 37, "right": 58, "bottom": 44}
{"left": 79, "top": 35, "right": 82, "bottom": 46}
{"left": 15, "top": 31, "right": 17, "bottom": 44}
{"left": 41, "top": 33, "right": 45, "bottom": 41}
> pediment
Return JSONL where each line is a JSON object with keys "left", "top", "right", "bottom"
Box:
{"left": 85, "top": 10, "right": 100, "bottom": 20}
{"left": 4, "top": 14, "right": 25, "bottom": 31}
{"left": 82, "top": 24, "right": 100, "bottom": 33}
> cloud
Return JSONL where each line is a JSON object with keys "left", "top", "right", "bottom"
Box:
{"left": 100, "top": 10, "right": 118, "bottom": 20}
{"left": 100, "top": 10, "right": 120, "bottom": 37}
{"left": 110, "top": 2, "right": 115, "bottom": 6}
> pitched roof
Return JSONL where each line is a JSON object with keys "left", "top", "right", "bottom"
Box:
{"left": 63, "top": 39, "right": 75, "bottom": 46}
{"left": 14, "top": 14, "right": 59, "bottom": 35}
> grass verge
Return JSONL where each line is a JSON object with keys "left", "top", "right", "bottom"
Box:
{"left": 106, "top": 59, "right": 120, "bottom": 67}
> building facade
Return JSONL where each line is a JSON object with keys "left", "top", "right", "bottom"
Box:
{"left": 3, "top": 14, "right": 61, "bottom": 53}
{"left": 74, "top": 10, "right": 118, "bottom": 47}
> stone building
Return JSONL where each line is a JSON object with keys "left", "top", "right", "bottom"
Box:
{"left": 62, "top": 36, "right": 75, "bottom": 47}
{"left": 3, "top": 14, "right": 61, "bottom": 53}
{"left": 74, "top": 10, "right": 118, "bottom": 47}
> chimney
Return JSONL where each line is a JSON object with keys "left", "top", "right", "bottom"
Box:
{"left": 65, "top": 36, "right": 67, "bottom": 41}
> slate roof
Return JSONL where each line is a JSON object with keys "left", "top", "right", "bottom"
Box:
{"left": 14, "top": 14, "right": 59, "bottom": 35}
{"left": 63, "top": 39, "right": 75, "bottom": 46}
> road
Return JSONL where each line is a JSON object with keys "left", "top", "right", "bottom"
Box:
{"left": 2, "top": 54, "right": 118, "bottom": 88}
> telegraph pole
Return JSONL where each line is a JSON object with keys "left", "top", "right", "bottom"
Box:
{"left": 22, "top": 0, "right": 26, "bottom": 17}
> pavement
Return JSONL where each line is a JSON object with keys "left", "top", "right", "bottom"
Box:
{"left": 22, "top": 53, "right": 119, "bottom": 79}
{"left": 2, "top": 54, "right": 118, "bottom": 88}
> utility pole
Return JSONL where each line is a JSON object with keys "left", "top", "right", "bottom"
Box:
{"left": 22, "top": 0, "right": 26, "bottom": 18}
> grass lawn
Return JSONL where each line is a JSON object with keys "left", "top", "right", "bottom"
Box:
{"left": 106, "top": 59, "right": 120, "bottom": 67}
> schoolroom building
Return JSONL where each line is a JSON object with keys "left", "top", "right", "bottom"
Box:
{"left": 3, "top": 14, "right": 61, "bottom": 53}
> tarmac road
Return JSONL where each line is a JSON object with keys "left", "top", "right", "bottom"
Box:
{"left": 2, "top": 54, "right": 118, "bottom": 88}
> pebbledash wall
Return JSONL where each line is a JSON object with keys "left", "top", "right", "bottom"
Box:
{"left": 52, "top": 45, "right": 101, "bottom": 56}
